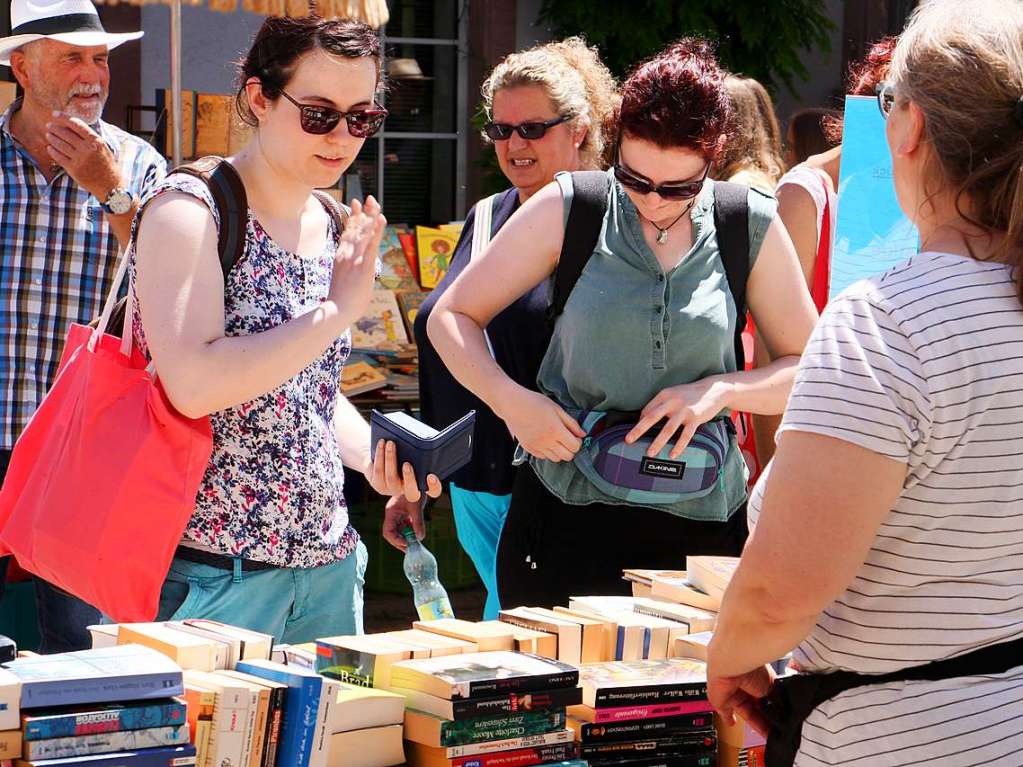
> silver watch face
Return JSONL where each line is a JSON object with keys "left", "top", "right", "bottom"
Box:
{"left": 106, "top": 189, "right": 133, "bottom": 216}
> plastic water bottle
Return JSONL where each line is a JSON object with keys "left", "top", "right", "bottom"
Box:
{"left": 402, "top": 526, "right": 455, "bottom": 621}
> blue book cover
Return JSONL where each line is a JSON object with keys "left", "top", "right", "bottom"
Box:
{"left": 4, "top": 645, "right": 184, "bottom": 710}
{"left": 236, "top": 659, "right": 323, "bottom": 767}
{"left": 15, "top": 743, "right": 196, "bottom": 766}
{"left": 23, "top": 698, "right": 188, "bottom": 741}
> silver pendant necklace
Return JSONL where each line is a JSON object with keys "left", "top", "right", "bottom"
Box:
{"left": 650, "top": 199, "right": 696, "bottom": 245}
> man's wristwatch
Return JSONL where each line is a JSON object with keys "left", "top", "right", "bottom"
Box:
{"left": 100, "top": 187, "right": 134, "bottom": 216}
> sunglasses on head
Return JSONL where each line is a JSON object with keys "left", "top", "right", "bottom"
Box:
{"left": 279, "top": 90, "right": 388, "bottom": 137}
{"left": 613, "top": 146, "right": 711, "bottom": 200}
{"left": 483, "top": 114, "right": 569, "bottom": 141}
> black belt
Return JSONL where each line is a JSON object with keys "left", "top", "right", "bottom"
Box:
{"left": 763, "top": 634, "right": 1023, "bottom": 766}
{"left": 174, "top": 546, "right": 277, "bottom": 572}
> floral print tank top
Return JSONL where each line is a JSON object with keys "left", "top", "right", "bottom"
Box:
{"left": 128, "top": 174, "right": 359, "bottom": 568}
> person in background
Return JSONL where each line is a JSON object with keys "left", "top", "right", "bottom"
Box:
{"left": 713, "top": 75, "right": 785, "bottom": 194}
{"left": 429, "top": 39, "right": 817, "bottom": 609}
{"left": 0, "top": 0, "right": 163, "bottom": 652}
{"left": 709, "top": 3, "right": 1023, "bottom": 764}
{"left": 413, "top": 38, "right": 617, "bottom": 620}
{"left": 783, "top": 107, "right": 839, "bottom": 168}
{"left": 131, "top": 16, "right": 439, "bottom": 643}
{"left": 752, "top": 38, "right": 895, "bottom": 468}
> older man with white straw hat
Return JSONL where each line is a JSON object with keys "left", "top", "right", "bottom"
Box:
{"left": 0, "top": 0, "right": 165, "bottom": 653}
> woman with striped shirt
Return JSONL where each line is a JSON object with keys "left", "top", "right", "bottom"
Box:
{"left": 707, "top": 1, "right": 1023, "bottom": 765}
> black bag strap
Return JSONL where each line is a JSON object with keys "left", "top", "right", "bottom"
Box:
{"left": 311, "top": 189, "right": 348, "bottom": 240}
{"left": 547, "top": 170, "right": 612, "bottom": 328}
{"left": 170, "top": 155, "right": 248, "bottom": 280}
{"left": 712, "top": 181, "right": 751, "bottom": 371}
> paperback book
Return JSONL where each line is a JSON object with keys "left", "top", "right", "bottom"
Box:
{"left": 404, "top": 708, "right": 567, "bottom": 748}
{"left": 393, "top": 686, "right": 583, "bottom": 721}
{"left": 578, "top": 660, "right": 708, "bottom": 708}
{"left": 388, "top": 652, "right": 579, "bottom": 700}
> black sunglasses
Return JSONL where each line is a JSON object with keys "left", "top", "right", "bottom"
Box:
{"left": 279, "top": 90, "right": 388, "bottom": 137}
{"left": 613, "top": 142, "right": 711, "bottom": 200}
{"left": 483, "top": 115, "right": 569, "bottom": 141}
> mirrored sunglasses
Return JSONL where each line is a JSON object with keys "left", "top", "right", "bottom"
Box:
{"left": 279, "top": 90, "right": 388, "bottom": 137}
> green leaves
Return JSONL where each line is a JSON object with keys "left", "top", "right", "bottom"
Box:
{"left": 537, "top": 0, "right": 834, "bottom": 96}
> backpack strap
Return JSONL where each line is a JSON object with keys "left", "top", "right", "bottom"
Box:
{"left": 312, "top": 189, "right": 348, "bottom": 239}
{"left": 169, "top": 156, "right": 248, "bottom": 280}
{"left": 712, "top": 181, "right": 751, "bottom": 370}
{"left": 547, "top": 170, "right": 612, "bottom": 328}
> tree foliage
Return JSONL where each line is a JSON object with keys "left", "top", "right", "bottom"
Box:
{"left": 537, "top": 0, "right": 834, "bottom": 95}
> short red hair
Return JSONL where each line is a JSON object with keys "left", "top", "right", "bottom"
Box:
{"left": 615, "top": 38, "right": 733, "bottom": 161}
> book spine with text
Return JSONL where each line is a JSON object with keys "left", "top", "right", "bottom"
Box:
{"left": 436, "top": 710, "right": 566, "bottom": 747}
{"left": 577, "top": 713, "right": 714, "bottom": 742}
{"left": 579, "top": 732, "right": 717, "bottom": 759}
{"left": 19, "top": 672, "right": 183, "bottom": 709}
{"left": 449, "top": 687, "right": 582, "bottom": 720}
{"left": 14, "top": 744, "right": 197, "bottom": 767}
{"left": 24, "top": 724, "right": 191, "bottom": 760}
{"left": 593, "top": 684, "right": 707, "bottom": 708}
{"left": 449, "top": 741, "right": 579, "bottom": 767}
{"left": 589, "top": 701, "right": 714, "bottom": 724}
{"left": 440, "top": 729, "right": 573, "bottom": 758}
{"left": 22, "top": 700, "right": 188, "bottom": 741}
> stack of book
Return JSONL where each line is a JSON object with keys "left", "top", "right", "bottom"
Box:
{"left": 3, "top": 644, "right": 195, "bottom": 766}
{"left": 319, "top": 683, "right": 407, "bottom": 767}
{"left": 388, "top": 651, "right": 582, "bottom": 767}
{"left": 555, "top": 597, "right": 716, "bottom": 662}
{"left": 622, "top": 557, "right": 739, "bottom": 614}
{"left": 570, "top": 659, "right": 718, "bottom": 767}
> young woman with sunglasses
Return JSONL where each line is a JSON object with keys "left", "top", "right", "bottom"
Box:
{"left": 429, "top": 39, "right": 817, "bottom": 608}
{"left": 126, "top": 16, "right": 440, "bottom": 642}
{"left": 414, "top": 38, "right": 617, "bottom": 620}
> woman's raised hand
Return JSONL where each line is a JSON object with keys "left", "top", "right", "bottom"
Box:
{"left": 328, "top": 196, "right": 386, "bottom": 313}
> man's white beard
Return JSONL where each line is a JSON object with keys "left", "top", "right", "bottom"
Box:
{"left": 64, "top": 84, "right": 106, "bottom": 125}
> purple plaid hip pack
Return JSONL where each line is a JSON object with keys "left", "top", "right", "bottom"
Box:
{"left": 571, "top": 409, "right": 733, "bottom": 506}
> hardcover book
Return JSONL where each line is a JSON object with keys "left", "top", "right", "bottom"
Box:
{"left": 351, "top": 289, "right": 410, "bottom": 351}
{"left": 4, "top": 646, "right": 183, "bottom": 709}
{"left": 379, "top": 227, "right": 420, "bottom": 291}
{"left": 404, "top": 708, "right": 567, "bottom": 748}
{"left": 392, "top": 686, "right": 583, "bottom": 722}
{"left": 578, "top": 660, "right": 708, "bottom": 709}
{"left": 415, "top": 226, "right": 458, "bottom": 289}
{"left": 22, "top": 698, "right": 187, "bottom": 741}
{"left": 388, "top": 652, "right": 579, "bottom": 701}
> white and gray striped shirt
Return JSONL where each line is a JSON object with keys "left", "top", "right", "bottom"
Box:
{"left": 748, "top": 252, "right": 1023, "bottom": 766}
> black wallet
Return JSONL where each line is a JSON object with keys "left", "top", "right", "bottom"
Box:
{"left": 369, "top": 410, "right": 476, "bottom": 490}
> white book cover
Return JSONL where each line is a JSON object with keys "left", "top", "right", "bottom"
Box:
{"left": 310, "top": 677, "right": 339, "bottom": 767}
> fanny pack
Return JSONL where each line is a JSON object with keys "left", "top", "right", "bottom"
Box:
{"left": 571, "top": 410, "right": 734, "bottom": 506}
{"left": 764, "top": 633, "right": 1023, "bottom": 766}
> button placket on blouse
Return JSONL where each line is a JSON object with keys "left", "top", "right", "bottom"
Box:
{"left": 652, "top": 272, "right": 668, "bottom": 370}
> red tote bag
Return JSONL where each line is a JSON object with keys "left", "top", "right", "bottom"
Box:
{"left": 0, "top": 250, "right": 213, "bottom": 622}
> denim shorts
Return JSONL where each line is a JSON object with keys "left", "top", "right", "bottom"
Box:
{"left": 155, "top": 541, "right": 368, "bottom": 644}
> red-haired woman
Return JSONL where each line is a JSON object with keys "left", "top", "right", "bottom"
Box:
{"left": 428, "top": 39, "right": 818, "bottom": 607}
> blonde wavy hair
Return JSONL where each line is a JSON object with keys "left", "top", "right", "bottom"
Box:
{"left": 481, "top": 37, "right": 619, "bottom": 170}
{"left": 714, "top": 75, "right": 785, "bottom": 186}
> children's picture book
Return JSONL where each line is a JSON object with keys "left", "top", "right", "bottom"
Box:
{"left": 397, "top": 230, "right": 419, "bottom": 281}
{"left": 397, "top": 290, "right": 429, "bottom": 339}
{"left": 341, "top": 362, "right": 389, "bottom": 397}
{"left": 416, "top": 226, "right": 460, "bottom": 289}
{"left": 351, "top": 290, "right": 410, "bottom": 351}
{"left": 379, "top": 227, "right": 420, "bottom": 291}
